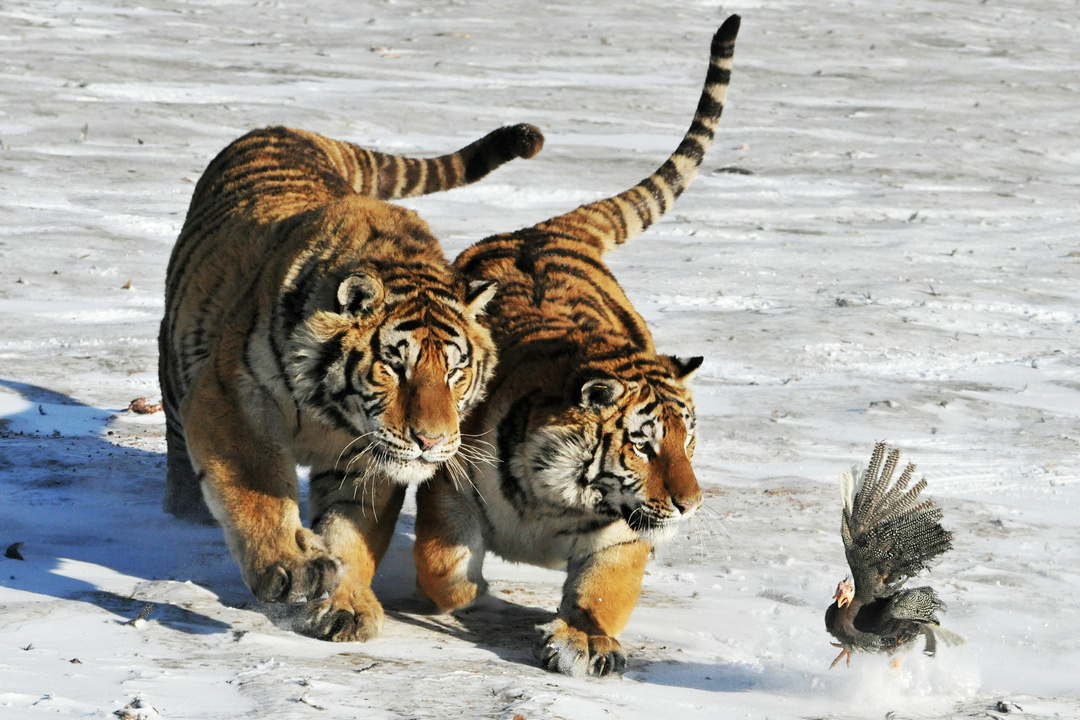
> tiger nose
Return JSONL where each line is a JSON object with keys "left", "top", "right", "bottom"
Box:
{"left": 673, "top": 493, "right": 703, "bottom": 515}
{"left": 412, "top": 431, "right": 445, "bottom": 451}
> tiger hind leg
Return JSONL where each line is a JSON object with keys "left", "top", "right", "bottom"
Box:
{"left": 159, "top": 326, "right": 214, "bottom": 525}
{"left": 162, "top": 421, "right": 215, "bottom": 525}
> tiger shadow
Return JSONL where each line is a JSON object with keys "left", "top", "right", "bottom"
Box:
{"left": 383, "top": 592, "right": 556, "bottom": 670}
{"left": 0, "top": 378, "right": 234, "bottom": 635}
{"left": 384, "top": 593, "right": 800, "bottom": 691}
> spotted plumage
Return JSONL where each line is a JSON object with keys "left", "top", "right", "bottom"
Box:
{"left": 159, "top": 123, "right": 543, "bottom": 640}
{"left": 413, "top": 15, "right": 741, "bottom": 677}
{"left": 825, "top": 442, "right": 962, "bottom": 667}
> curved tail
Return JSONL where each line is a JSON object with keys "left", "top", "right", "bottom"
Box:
{"left": 186, "top": 123, "right": 544, "bottom": 225}
{"left": 531, "top": 14, "right": 740, "bottom": 253}
{"left": 349, "top": 123, "right": 546, "bottom": 199}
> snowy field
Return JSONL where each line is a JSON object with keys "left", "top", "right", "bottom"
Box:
{"left": 1, "top": 0, "right": 1078, "bottom": 717}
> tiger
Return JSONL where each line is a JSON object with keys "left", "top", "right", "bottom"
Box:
{"left": 413, "top": 15, "right": 741, "bottom": 676}
{"left": 159, "top": 122, "right": 544, "bottom": 641}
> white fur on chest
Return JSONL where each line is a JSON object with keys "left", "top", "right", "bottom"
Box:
{"left": 466, "top": 448, "right": 638, "bottom": 568}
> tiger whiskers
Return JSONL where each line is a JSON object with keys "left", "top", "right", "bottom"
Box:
{"left": 683, "top": 504, "right": 728, "bottom": 564}
{"left": 443, "top": 455, "right": 467, "bottom": 489}
{"left": 459, "top": 429, "right": 496, "bottom": 452}
{"left": 454, "top": 442, "right": 496, "bottom": 468}
{"left": 443, "top": 454, "right": 486, "bottom": 504}
{"left": 693, "top": 503, "right": 730, "bottom": 542}
{"left": 627, "top": 506, "right": 647, "bottom": 534}
{"left": 335, "top": 430, "right": 379, "bottom": 476}
{"left": 341, "top": 439, "right": 379, "bottom": 492}
{"left": 344, "top": 446, "right": 388, "bottom": 520}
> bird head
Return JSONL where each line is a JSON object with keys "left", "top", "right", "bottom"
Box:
{"left": 833, "top": 577, "right": 854, "bottom": 608}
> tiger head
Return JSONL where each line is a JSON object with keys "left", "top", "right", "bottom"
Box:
{"left": 506, "top": 351, "right": 704, "bottom": 542}
{"left": 279, "top": 200, "right": 497, "bottom": 483}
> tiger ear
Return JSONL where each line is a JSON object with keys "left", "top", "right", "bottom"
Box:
{"left": 580, "top": 378, "right": 624, "bottom": 409}
{"left": 665, "top": 355, "right": 704, "bottom": 382}
{"left": 464, "top": 280, "right": 498, "bottom": 318}
{"left": 336, "top": 273, "right": 384, "bottom": 316}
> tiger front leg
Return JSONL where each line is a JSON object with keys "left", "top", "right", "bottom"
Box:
{"left": 184, "top": 371, "right": 343, "bottom": 608}
{"left": 303, "top": 471, "right": 407, "bottom": 641}
{"left": 536, "top": 541, "right": 650, "bottom": 678}
{"left": 191, "top": 450, "right": 343, "bottom": 606}
{"left": 413, "top": 473, "right": 488, "bottom": 612}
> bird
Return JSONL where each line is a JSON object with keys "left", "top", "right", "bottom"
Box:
{"left": 825, "top": 442, "right": 962, "bottom": 668}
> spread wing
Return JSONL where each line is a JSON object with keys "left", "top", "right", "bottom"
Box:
{"left": 840, "top": 443, "right": 953, "bottom": 605}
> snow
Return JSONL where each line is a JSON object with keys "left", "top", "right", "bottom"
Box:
{"left": 1, "top": 0, "right": 1078, "bottom": 717}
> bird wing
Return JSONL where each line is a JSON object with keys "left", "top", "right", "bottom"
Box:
{"left": 840, "top": 443, "right": 953, "bottom": 605}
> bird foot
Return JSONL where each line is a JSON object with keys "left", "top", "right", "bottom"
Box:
{"left": 829, "top": 643, "right": 852, "bottom": 669}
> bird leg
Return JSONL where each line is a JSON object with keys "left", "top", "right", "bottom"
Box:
{"left": 829, "top": 643, "right": 852, "bottom": 669}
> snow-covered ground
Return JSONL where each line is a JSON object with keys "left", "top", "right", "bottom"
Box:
{"left": 2, "top": 0, "right": 1078, "bottom": 717}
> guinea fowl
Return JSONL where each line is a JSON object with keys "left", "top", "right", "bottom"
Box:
{"left": 825, "top": 442, "right": 962, "bottom": 668}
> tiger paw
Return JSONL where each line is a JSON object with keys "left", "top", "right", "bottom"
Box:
{"left": 534, "top": 619, "right": 627, "bottom": 677}
{"left": 250, "top": 530, "right": 343, "bottom": 605}
{"left": 297, "top": 583, "right": 385, "bottom": 642}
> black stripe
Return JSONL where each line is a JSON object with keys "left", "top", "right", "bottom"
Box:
{"left": 343, "top": 348, "right": 366, "bottom": 392}
{"left": 639, "top": 177, "right": 668, "bottom": 212}
{"left": 496, "top": 395, "right": 535, "bottom": 517}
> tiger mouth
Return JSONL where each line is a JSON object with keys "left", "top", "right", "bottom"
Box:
{"left": 622, "top": 506, "right": 685, "bottom": 538}
{"left": 365, "top": 437, "right": 458, "bottom": 481}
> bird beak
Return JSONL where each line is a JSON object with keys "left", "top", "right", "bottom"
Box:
{"left": 833, "top": 583, "right": 852, "bottom": 608}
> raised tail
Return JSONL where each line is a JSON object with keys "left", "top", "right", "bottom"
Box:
{"left": 344, "top": 123, "right": 545, "bottom": 200}
{"left": 842, "top": 443, "right": 954, "bottom": 593}
{"left": 185, "top": 123, "right": 544, "bottom": 226}
{"left": 531, "top": 14, "right": 740, "bottom": 253}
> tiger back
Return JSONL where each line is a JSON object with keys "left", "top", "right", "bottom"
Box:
{"left": 160, "top": 123, "right": 543, "bottom": 641}
{"left": 413, "top": 16, "right": 740, "bottom": 676}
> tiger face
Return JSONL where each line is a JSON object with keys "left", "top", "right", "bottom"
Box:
{"left": 286, "top": 265, "right": 497, "bottom": 484}
{"left": 506, "top": 356, "right": 704, "bottom": 541}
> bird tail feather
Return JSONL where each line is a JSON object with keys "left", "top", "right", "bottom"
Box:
{"left": 847, "top": 443, "right": 953, "bottom": 583}
{"left": 921, "top": 623, "right": 965, "bottom": 656}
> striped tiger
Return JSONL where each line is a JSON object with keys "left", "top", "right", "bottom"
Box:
{"left": 414, "top": 15, "right": 740, "bottom": 676}
{"left": 159, "top": 122, "right": 543, "bottom": 641}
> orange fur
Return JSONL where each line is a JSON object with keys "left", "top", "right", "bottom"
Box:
{"left": 414, "top": 16, "right": 740, "bottom": 675}
{"left": 160, "top": 123, "right": 543, "bottom": 640}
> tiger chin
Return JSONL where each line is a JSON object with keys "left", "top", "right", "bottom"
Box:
{"left": 159, "top": 122, "right": 543, "bottom": 641}
{"left": 414, "top": 16, "right": 740, "bottom": 676}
